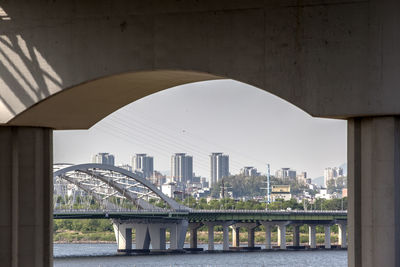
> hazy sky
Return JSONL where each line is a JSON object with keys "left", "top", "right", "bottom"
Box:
{"left": 54, "top": 80, "right": 347, "bottom": 180}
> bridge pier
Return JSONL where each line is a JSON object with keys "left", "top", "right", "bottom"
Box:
{"left": 308, "top": 225, "right": 317, "bottom": 249}
{"left": 132, "top": 223, "right": 151, "bottom": 250}
{"left": 292, "top": 225, "right": 301, "bottom": 247}
{"left": 231, "top": 225, "right": 240, "bottom": 247}
{"left": 324, "top": 225, "right": 331, "bottom": 249}
{"left": 206, "top": 223, "right": 215, "bottom": 251}
{"left": 113, "top": 222, "right": 133, "bottom": 251}
{"left": 0, "top": 127, "right": 52, "bottom": 267}
{"left": 338, "top": 222, "right": 347, "bottom": 249}
{"left": 247, "top": 224, "right": 257, "bottom": 248}
{"left": 222, "top": 223, "right": 230, "bottom": 251}
{"left": 260, "top": 222, "right": 273, "bottom": 249}
{"left": 233, "top": 223, "right": 258, "bottom": 248}
{"left": 148, "top": 224, "right": 166, "bottom": 250}
{"left": 277, "top": 223, "right": 287, "bottom": 249}
{"left": 348, "top": 117, "right": 400, "bottom": 266}
{"left": 169, "top": 220, "right": 188, "bottom": 250}
{"left": 188, "top": 223, "right": 202, "bottom": 249}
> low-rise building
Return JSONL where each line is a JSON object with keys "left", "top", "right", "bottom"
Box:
{"left": 271, "top": 185, "right": 292, "bottom": 201}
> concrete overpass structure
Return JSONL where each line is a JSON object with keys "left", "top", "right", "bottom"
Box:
{"left": 54, "top": 209, "right": 347, "bottom": 252}
{"left": 0, "top": 0, "right": 399, "bottom": 266}
{"left": 53, "top": 164, "right": 347, "bottom": 253}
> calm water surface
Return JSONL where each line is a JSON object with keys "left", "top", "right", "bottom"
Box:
{"left": 54, "top": 243, "right": 347, "bottom": 267}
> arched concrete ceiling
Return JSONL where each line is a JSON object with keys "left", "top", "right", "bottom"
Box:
{"left": 2, "top": 0, "right": 400, "bottom": 129}
{"left": 8, "top": 70, "right": 223, "bottom": 129}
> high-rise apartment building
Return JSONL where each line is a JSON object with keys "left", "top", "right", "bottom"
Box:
{"left": 171, "top": 153, "right": 193, "bottom": 183}
{"left": 240, "top": 166, "right": 259, "bottom": 177}
{"left": 210, "top": 153, "right": 229, "bottom": 186}
{"left": 324, "top": 167, "right": 344, "bottom": 187}
{"left": 92, "top": 153, "right": 115, "bottom": 165}
{"left": 132, "top": 153, "right": 154, "bottom": 178}
{"left": 296, "top": 171, "right": 307, "bottom": 184}
{"left": 275, "top": 168, "right": 296, "bottom": 180}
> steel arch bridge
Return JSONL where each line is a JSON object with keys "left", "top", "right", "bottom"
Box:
{"left": 53, "top": 163, "right": 188, "bottom": 211}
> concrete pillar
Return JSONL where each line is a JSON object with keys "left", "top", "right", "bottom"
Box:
{"left": 348, "top": 117, "right": 400, "bottom": 267}
{"left": 133, "top": 224, "right": 150, "bottom": 249}
{"left": 188, "top": 222, "right": 202, "bottom": 249}
{"left": 222, "top": 224, "right": 230, "bottom": 251}
{"left": 324, "top": 225, "right": 331, "bottom": 249}
{"left": 169, "top": 220, "right": 188, "bottom": 250}
{"left": 148, "top": 224, "right": 166, "bottom": 250}
{"left": 308, "top": 225, "right": 316, "bottom": 249}
{"left": 190, "top": 228, "right": 198, "bottom": 249}
{"left": 338, "top": 223, "right": 347, "bottom": 249}
{"left": 247, "top": 227, "right": 255, "bottom": 248}
{"left": 293, "top": 225, "right": 300, "bottom": 247}
{"left": 264, "top": 224, "right": 272, "bottom": 249}
{"left": 232, "top": 226, "right": 240, "bottom": 247}
{"left": 0, "top": 127, "right": 52, "bottom": 267}
{"left": 207, "top": 224, "right": 214, "bottom": 251}
{"left": 277, "top": 224, "right": 286, "bottom": 249}
{"left": 112, "top": 223, "right": 132, "bottom": 250}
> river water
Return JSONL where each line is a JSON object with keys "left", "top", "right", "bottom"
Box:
{"left": 54, "top": 244, "right": 347, "bottom": 267}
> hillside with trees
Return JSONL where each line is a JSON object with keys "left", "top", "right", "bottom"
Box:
{"left": 210, "top": 174, "right": 309, "bottom": 198}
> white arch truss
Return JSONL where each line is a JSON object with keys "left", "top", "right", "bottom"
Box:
{"left": 53, "top": 163, "right": 189, "bottom": 211}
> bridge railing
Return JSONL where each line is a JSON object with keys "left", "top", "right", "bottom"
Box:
{"left": 53, "top": 208, "right": 347, "bottom": 215}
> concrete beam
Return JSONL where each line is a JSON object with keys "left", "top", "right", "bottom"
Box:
{"left": 0, "top": 127, "right": 52, "bottom": 267}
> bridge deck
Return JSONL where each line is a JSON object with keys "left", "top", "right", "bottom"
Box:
{"left": 53, "top": 209, "right": 347, "bottom": 222}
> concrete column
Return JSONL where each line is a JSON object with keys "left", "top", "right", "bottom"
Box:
{"left": 247, "top": 227, "right": 255, "bottom": 248}
{"left": 169, "top": 220, "right": 188, "bottom": 250}
{"left": 232, "top": 226, "right": 240, "bottom": 247}
{"left": 222, "top": 224, "right": 230, "bottom": 251}
{"left": 348, "top": 117, "right": 400, "bottom": 267}
{"left": 207, "top": 224, "right": 214, "bottom": 251}
{"left": 188, "top": 222, "right": 202, "bottom": 249}
{"left": 190, "top": 228, "right": 198, "bottom": 249}
{"left": 338, "top": 223, "right": 347, "bottom": 249}
{"left": 0, "top": 127, "right": 52, "bottom": 267}
{"left": 264, "top": 224, "right": 272, "bottom": 249}
{"left": 148, "top": 224, "right": 166, "bottom": 250}
{"left": 112, "top": 223, "right": 132, "bottom": 250}
{"left": 293, "top": 225, "right": 300, "bottom": 247}
{"left": 308, "top": 225, "right": 316, "bottom": 249}
{"left": 277, "top": 224, "right": 286, "bottom": 249}
{"left": 133, "top": 224, "right": 150, "bottom": 249}
{"left": 324, "top": 225, "right": 331, "bottom": 249}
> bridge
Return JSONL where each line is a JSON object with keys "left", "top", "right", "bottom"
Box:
{"left": 1, "top": 1, "right": 399, "bottom": 266}
{"left": 53, "top": 164, "right": 347, "bottom": 253}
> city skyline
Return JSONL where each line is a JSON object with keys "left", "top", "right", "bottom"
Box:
{"left": 54, "top": 80, "right": 347, "bottom": 179}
